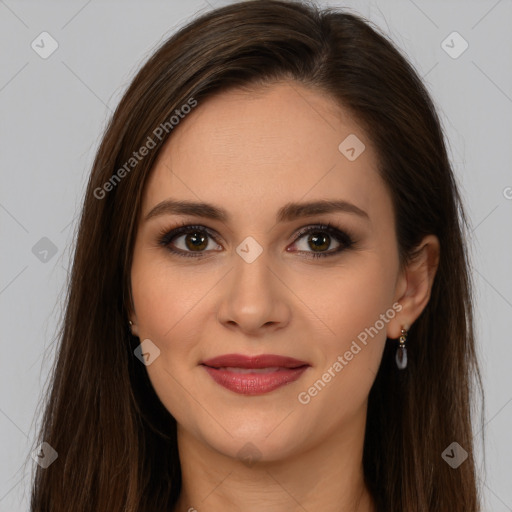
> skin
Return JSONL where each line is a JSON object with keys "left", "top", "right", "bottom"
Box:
{"left": 129, "top": 81, "right": 440, "bottom": 512}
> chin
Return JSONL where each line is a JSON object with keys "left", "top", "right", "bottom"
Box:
{"left": 191, "top": 418, "right": 308, "bottom": 464}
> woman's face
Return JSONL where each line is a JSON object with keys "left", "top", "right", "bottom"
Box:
{"left": 130, "top": 81, "right": 406, "bottom": 462}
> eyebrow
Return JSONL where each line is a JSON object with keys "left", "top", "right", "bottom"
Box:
{"left": 145, "top": 199, "right": 369, "bottom": 223}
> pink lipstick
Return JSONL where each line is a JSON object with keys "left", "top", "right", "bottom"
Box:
{"left": 201, "top": 353, "right": 310, "bottom": 395}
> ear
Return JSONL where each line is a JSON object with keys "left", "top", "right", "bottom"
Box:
{"left": 387, "top": 234, "right": 440, "bottom": 339}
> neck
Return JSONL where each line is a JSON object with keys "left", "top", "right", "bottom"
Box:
{"left": 172, "top": 414, "right": 375, "bottom": 512}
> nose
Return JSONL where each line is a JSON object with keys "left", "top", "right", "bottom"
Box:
{"left": 216, "top": 250, "right": 291, "bottom": 336}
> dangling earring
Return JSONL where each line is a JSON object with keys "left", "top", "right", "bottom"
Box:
{"left": 395, "top": 327, "right": 408, "bottom": 370}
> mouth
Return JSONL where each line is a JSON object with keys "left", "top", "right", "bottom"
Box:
{"left": 200, "top": 353, "right": 310, "bottom": 395}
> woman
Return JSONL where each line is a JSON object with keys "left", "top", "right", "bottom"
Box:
{"left": 29, "top": 1, "right": 484, "bottom": 510}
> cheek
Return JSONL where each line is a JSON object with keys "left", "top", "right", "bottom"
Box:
{"left": 130, "top": 250, "right": 223, "bottom": 377}
{"left": 132, "top": 258, "right": 201, "bottom": 340}
{"left": 299, "top": 254, "right": 397, "bottom": 394}
{"left": 294, "top": 271, "right": 390, "bottom": 413}
{"left": 305, "top": 255, "right": 396, "bottom": 340}
{"left": 130, "top": 256, "right": 211, "bottom": 421}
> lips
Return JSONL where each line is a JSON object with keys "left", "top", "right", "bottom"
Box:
{"left": 200, "top": 353, "right": 310, "bottom": 395}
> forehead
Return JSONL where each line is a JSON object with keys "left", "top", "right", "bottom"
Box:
{"left": 141, "top": 81, "right": 389, "bottom": 225}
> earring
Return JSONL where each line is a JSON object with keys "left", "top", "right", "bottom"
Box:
{"left": 128, "top": 320, "right": 133, "bottom": 328}
{"left": 395, "top": 327, "right": 408, "bottom": 370}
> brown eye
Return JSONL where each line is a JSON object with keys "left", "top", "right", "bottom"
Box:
{"left": 289, "top": 223, "right": 354, "bottom": 259}
{"left": 159, "top": 225, "right": 222, "bottom": 258}
{"left": 305, "top": 232, "right": 332, "bottom": 252}
{"left": 183, "top": 231, "right": 208, "bottom": 251}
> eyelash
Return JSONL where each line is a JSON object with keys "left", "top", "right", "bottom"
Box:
{"left": 156, "top": 221, "right": 355, "bottom": 259}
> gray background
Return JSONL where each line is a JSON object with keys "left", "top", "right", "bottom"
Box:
{"left": 1, "top": 0, "right": 511, "bottom": 510}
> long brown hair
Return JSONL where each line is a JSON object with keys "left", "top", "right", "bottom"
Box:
{"left": 29, "top": 1, "right": 484, "bottom": 510}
